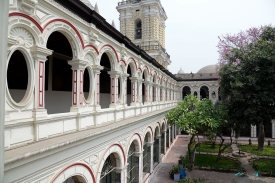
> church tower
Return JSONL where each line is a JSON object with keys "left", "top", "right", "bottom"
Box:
{"left": 117, "top": 0, "right": 171, "bottom": 68}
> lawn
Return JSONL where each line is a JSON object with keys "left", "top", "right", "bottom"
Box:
{"left": 252, "top": 159, "right": 275, "bottom": 174}
{"left": 184, "top": 154, "right": 242, "bottom": 170}
{"left": 238, "top": 144, "right": 275, "bottom": 156}
{"left": 197, "top": 142, "right": 231, "bottom": 153}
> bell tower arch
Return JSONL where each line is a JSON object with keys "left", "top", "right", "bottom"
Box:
{"left": 117, "top": 0, "right": 171, "bottom": 68}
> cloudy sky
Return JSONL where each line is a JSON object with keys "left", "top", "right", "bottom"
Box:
{"left": 89, "top": 0, "right": 275, "bottom": 74}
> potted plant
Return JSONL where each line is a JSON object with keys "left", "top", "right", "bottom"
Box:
{"left": 173, "top": 165, "right": 180, "bottom": 181}
{"left": 179, "top": 155, "right": 185, "bottom": 169}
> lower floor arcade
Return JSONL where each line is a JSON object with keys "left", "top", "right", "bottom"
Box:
{"left": 3, "top": 110, "right": 180, "bottom": 183}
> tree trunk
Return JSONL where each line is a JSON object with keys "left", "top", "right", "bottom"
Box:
{"left": 187, "top": 135, "right": 198, "bottom": 171}
{"left": 258, "top": 122, "right": 265, "bottom": 151}
{"left": 216, "top": 133, "right": 232, "bottom": 163}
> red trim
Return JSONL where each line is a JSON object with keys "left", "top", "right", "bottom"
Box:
{"left": 51, "top": 162, "right": 96, "bottom": 183}
{"left": 84, "top": 44, "right": 99, "bottom": 55}
{"left": 9, "top": 13, "right": 85, "bottom": 49}
{"left": 99, "top": 44, "right": 119, "bottom": 63}
{"left": 129, "top": 133, "right": 143, "bottom": 151}
{"left": 9, "top": 12, "right": 43, "bottom": 32}
{"left": 137, "top": 68, "right": 142, "bottom": 73}
{"left": 38, "top": 61, "right": 44, "bottom": 108}
{"left": 127, "top": 57, "right": 138, "bottom": 70}
{"left": 80, "top": 70, "right": 83, "bottom": 105}
{"left": 119, "top": 59, "right": 127, "bottom": 66}
{"left": 72, "top": 70, "right": 77, "bottom": 105}
{"left": 110, "top": 144, "right": 126, "bottom": 165}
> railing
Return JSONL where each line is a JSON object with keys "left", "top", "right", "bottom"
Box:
{"left": 140, "top": 42, "right": 170, "bottom": 59}
{"left": 118, "top": 0, "right": 142, "bottom": 6}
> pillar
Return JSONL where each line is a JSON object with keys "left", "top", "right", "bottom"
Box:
{"left": 153, "top": 84, "right": 157, "bottom": 102}
{"left": 130, "top": 77, "right": 138, "bottom": 106}
{"left": 0, "top": 0, "right": 8, "bottom": 181}
{"left": 69, "top": 59, "right": 88, "bottom": 112}
{"left": 148, "top": 142, "right": 154, "bottom": 173}
{"left": 134, "top": 151, "right": 143, "bottom": 183}
{"left": 108, "top": 71, "right": 120, "bottom": 108}
{"left": 251, "top": 125, "right": 257, "bottom": 138}
{"left": 171, "top": 125, "right": 174, "bottom": 141}
{"left": 92, "top": 65, "right": 103, "bottom": 109}
{"left": 156, "top": 135, "right": 161, "bottom": 161}
{"left": 144, "top": 81, "right": 149, "bottom": 105}
{"left": 121, "top": 73, "right": 128, "bottom": 107}
{"left": 31, "top": 46, "right": 53, "bottom": 118}
{"left": 163, "top": 130, "right": 167, "bottom": 154}
{"left": 138, "top": 78, "right": 143, "bottom": 105}
{"left": 168, "top": 126, "right": 171, "bottom": 145}
{"left": 116, "top": 165, "right": 127, "bottom": 183}
{"left": 272, "top": 120, "right": 275, "bottom": 138}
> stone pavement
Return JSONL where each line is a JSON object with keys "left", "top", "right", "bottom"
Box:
{"left": 149, "top": 136, "right": 275, "bottom": 183}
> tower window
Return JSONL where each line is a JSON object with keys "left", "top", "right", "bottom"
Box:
{"left": 135, "top": 19, "right": 142, "bottom": 39}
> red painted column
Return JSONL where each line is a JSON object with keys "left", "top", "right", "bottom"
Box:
{"left": 31, "top": 46, "right": 53, "bottom": 117}
{"left": 69, "top": 59, "right": 87, "bottom": 112}
{"left": 130, "top": 77, "right": 138, "bottom": 106}
{"left": 160, "top": 88, "right": 162, "bottom": 102}
{"left": 108, "top": 71, "right": 120, "bottom": 108}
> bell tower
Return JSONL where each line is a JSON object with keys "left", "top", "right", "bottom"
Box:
{"left": 117, "top": 0, "right": 171, "bottom": 68}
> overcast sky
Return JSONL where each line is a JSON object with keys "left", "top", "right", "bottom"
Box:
{"left": 89, "top": 0, "right": 275, "bottom": 74}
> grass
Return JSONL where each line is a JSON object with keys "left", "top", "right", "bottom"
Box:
{"left": 252, "top": 159, "right": 275, "bottom": 174}
{"left": 184, "top": 154, "right": 242, "bottom": 170}
{"left": 197, "top": 142, "right": 231, "bottom": 153}
{"left": 238, "top": 144, "right": 275, "bottom": 156}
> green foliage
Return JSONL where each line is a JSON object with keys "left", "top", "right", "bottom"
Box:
{"left": 171, "top": 165, "right": 180, "bottom": 174}
{"left": 197, "top": 142, "right": 231, "bottom": 153}
{"left": 238, "top": 144, "right": 275, "bottom": 156}
{"left": 166, "top": 95, "right": 221, "bottom": 136}
{"left": 184, "top": 154, "right": 241, "bottom": 170}
{"left": 252, "top": 159, "right": 275, "bottom": 175}
{"left": 219, "top": 26, "right": 275, "bottom": 129}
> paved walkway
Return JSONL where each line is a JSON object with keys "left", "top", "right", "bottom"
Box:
{"left": 150, "top": 136, "right": 275, "bottom": 183}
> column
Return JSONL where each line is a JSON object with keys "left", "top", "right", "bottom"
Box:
{"left": 171, "top": 125, "right": 174, "bottom": 141}
{"left": 251, "top": 125, "right": 257, "bottom": 138}
{"left": 153, "top": 84, "right": 157, "bottom": 102}
{"left": 121, "top": 74, "right": 129, "bottom": 108}
{"left": 163, "top": 130, "right": 167, "bottom": 154}
{"left": 156, "top": 135, "right": 161, "bottom": 162}
{"left": 108, "top": 71, "right": 120, "bottom": 108}
{"left": 130, "top": 77, "right": 138, "bottom": 106}
{"left": 92, "top": 65, "right": 103, "bottom": 109}
{"left": 160, "top": 87, "right": 163, "bottom": 102}
{"left": 168, "top": 126, "right": 171, "bottom": 145}
{"left": 0, "top": 0, "right": 8, "bottom": 181}
{"left": 68, "top": 59, "right": 88, "bottom": 112}
{"left": 148, "top": 142, "right": 154, "bottom": 173}
{"left": 134, "top": 151, "right": 143, "bottom": 183}
{"left": 116, "top": 165, "right": 127, "bottom": 183}
{"left": 138, "top": 78, "right": 143, "bottom": 105}
{"left": 144, "top": 81, "right": 149, "bottom": 105}
{"left": 272, "top": 120, "right": 275, "bottom": 138}
{"left": 196, "top": 90, "right": 200, "bottom": 100}
{"left": 31, "top": 46, "right": 53, "bottom": 118}
{"left": 165, "top": 88, "right": 167, "bottom": 102}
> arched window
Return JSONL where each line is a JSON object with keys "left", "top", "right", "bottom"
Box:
{"left": 135, "top": 19, "right": 142, "bottom": 39}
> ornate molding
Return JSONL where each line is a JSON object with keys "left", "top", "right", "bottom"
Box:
{"left": 10, "top": 27, "right": 34, "bottom": 48}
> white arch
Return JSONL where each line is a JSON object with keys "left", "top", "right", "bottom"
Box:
{"left": 126, "top": 133, "right": 142, "bottom": 155}
{"left": 96, "top": 144, "right": 126, "bottom": 182}
{"left": 42, "top": 23, "right": 82, "bottom": 58}
{"left": 51, "top": 162, "right": 95, "bottom": 183}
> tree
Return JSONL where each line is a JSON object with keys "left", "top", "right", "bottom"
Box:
{"left": 218, "top": 26, "right": 275, "bottom": 150}
{"left": 166, "top": 95, "right": 221, "bottom": 170}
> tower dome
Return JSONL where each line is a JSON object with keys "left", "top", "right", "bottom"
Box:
{"left": 197, "top": 65, "right": 217, "bottom": 74}
{"left": 79, "top": 0, "right": 94, "bottom": 10}
{"left": 177, "top": 68, "right": 184, "bottom": 74}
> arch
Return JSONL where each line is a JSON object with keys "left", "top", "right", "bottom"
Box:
{"left": 200, "top": 85, "right": 209, "bottom": 99}
{"left": 154, "top": 124, "right": 161, "bottom": 137}
{"left": 43, "top": 25, "right": 81, "bottom": 58}
{"left": 182, "top": 86, "right": 191, "bottom": 100}
{"left": 96, "top": 144, "right": 126, "bottom": 183}
{"left": 119, "top": 59, "right": 127, "bottom": 67}
{"left": 99, "top": 44, "right": 119, "bottom": 64}
{"left": 127, "top": 57, "right": 138, "bottom": 75}
{"left": 84, "top": 44, "right": 99, "bottom": 55}
{"left": 6, "top": 47, "right": 35, "bottom": 110}
{"left": 135, "top": 18, "right": 142, "bottom": 39}
{"left": 51, "top": 162, "right": 96, "bottom": 183}
{"left": 8, "top": 23, "right": 40, "bottom": 46}
{"left": 83, "top": 65, "right": 94, "bottom": 105}
{"left": 126, "top": 133, "right": 142, "bottom": 153}
{"left": 143, "top": 126, "right": 154, "bottom": 142}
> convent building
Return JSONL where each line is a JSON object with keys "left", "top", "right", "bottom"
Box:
{"left": 1, "top": 0, "right": 274, "bottom": 183}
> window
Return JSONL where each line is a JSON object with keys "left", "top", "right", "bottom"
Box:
{"left": 135, "top": 19, "right": 142, "bottom": 39}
